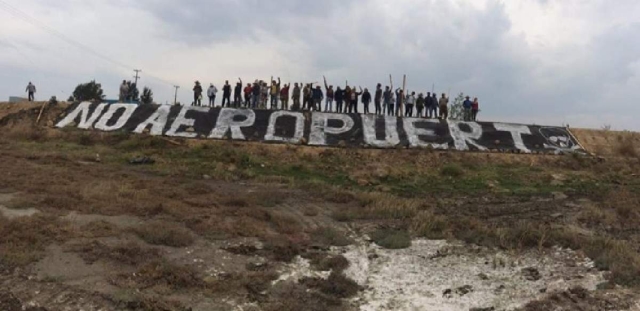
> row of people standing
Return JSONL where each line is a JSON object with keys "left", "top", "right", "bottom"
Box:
{"left": 193, "top": 79, "right": 479, "bottom": 120}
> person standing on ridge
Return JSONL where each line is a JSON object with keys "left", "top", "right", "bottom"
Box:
{"left": 439, "top": 93, "right": 449, "bottom": 120}
{"left": 193, "top": 81, "right": 203, "bottom": 106}
{"left": 25, "top": 82, "right": 37, "bottom": 102}
{"left": 405, "top": 91, "right": 416, "bottom": 117}
{"left": 323, "top": 76, "right": 334, "bottom": 112}
{"left": 334, "top": 86, "right": 344, "bottom": 113}
{"left": 383, "top": 86, "right": 392, "bottom": 116}
{"left": 280, "top": 83, "right": 290, "bottom": 110}
{"left": 251, "top": 81, "right": 261, "bottom": 109}
{"left": 302, "top": 84, "right": 310, "bottom": 110}
{"left": 312, "top": 85, "right": 324, "bottom": 111}
{"left": 374, "top": 84, "right": 382, "bottom": 115}
{"left": 270, "top": 78, "right": 281, "bottom": 109}
{"left": 207, "top": 83, "right": 218, "bottom": 107}
{"left": 425, "top": 92, "right": 433, "bottom": 118}
{"left": 349, "top": 87, "right": 363, "bottom": 114}
{"left": 416, "top": 93, "right": 425, "bottom": 117}
{"left": 472, "top": 97, "right": 480, "bottom": 121}
{"left": 234, "top": 79, "right": 243, "bottom": 107}
{"left": 463, "top": 96, "right": 473, "bottom": 121}
{"left": 292, "top": 83, "right": 301, "bottom": 111}
{"left": 261, "top": 81, "right": 269, "bottom": 108}
{"left": 430, "top": 92, "right": 439, "bottom": 119}
{"left": 362, "top": 88, "right": 372, "bottom": 114}
{"left": 118, "top": 80, "right": 128, "bottom": 102}
{"left": 395, "top": 88, "right": 404, "bottom": 116}
{"left": 222, "top": 81, "right": 231, "bottom": 107}
{"left": 344, "top": 86, "right": 352, "bottom": 113}
{"left": 243, "top": 83, "right": 252, "bottom": 107}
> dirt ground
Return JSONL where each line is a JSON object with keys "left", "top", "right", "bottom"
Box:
{"left": 0, "top": 102, "right": 639, "bottom": 310}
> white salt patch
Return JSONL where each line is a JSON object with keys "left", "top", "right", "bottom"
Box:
{"left": 273, "top": 256, "right": 331, "bottom": 285}
{"left": 338, "top": 239, "right": 604, "bottom": 311}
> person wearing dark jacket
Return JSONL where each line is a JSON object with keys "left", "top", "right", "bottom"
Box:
{"left": 362, "top": 88, "right": 372, "bottom": 114}
{"left": 334, "top": 87, "right": 344, "bottom": 113}
{"left": 222, "top": 81, "right": 231, "bottom": 107}
{"left": 428, "top": 92, "right": 439, "bottom": 119}
{"left": 416, "top": 93, "right": 425, "bottom": 117}
{"left": 312, "top": 85, "right": 324, "bottom": 111}
{"left": 383, "top": 86, "right": 392, "bottom": 116}
{"left": 395, "top": 88, "right": 404, "bottom": 116}
{"left": 193, "top": 81, "right": 203, "bottom": 106}
{"left": 374, "top": 84, "right": 382, "bottom": 115}
{"left": 251, "top": 81, "right": 261, "bottom": 109}
{"left": 292, "top": 83, "right": 301, "bottom": 110}
{"left": 234, "top": 79, "right": 243, "bottom": 107}
{"left": 344, "top": 86, "right": 352, "bottom": 113}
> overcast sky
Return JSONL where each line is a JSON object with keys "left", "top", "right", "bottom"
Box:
{"left": 1, "top": 0, "right": 639, "bottom": 130}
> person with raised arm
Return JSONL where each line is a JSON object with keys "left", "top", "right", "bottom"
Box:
{"left": 251, "top": 80, "right": 261, "bottom": 109}
{"left": 349, "top": 86, "right": 363, "bottom": 114}
{"left": 323, "top": 76, "right": 334, "bottom": 112}
{"left": 270, "top": 78, "right": 281, "bottom": 109}
{"left": 233, "top": 78, "right": 243, "bottom": 107}
{"left": 243, "top": 82, "right": 252, "bottom": 108}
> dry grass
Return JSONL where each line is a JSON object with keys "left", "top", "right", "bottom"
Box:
{"left": 67, "top": 240, "right": 161, "bottom": 266}
{"left": 133, "top": 221, "right": 195, "bottom": 247}
{"left": 0, "top": 215, "right": 73, "bottom": 268}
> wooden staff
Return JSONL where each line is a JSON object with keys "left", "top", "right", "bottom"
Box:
{"left": 36, "top": 101, "right": 47, "bottom": 124}
{"left": 401, "top": 74, "right": 406, "bottom": 116}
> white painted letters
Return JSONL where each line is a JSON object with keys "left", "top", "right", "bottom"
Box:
{"left": 134, "top": 105, "right": 171, "bottom": 135}
{"left": 493, "top": 123, "right": 532, "bottom": 153}
{"left": 403, "top": 118, "right": 448, "bottom": 149}
{"left": 55, "top": 102, "right": 107, "bottom": 129}
{"left": 362, "top": 115, "right": 400, "bottom": 148}
{"left": 448, "top": 121, "right": 487, "bottom": 151}
{"left": 309, "top": 113, "right": 355, "bottom": 146}
{"left": 209, "top": 108, "right": 256, "bottom": 140}
{"left": 93, "top": 104, "right": 138, "bottom": 131}
{"left": 264, "top": 110, "right": 305, "bottom": 144}
{"left": 166, "top": 106, "right": 209, "bottom": 138}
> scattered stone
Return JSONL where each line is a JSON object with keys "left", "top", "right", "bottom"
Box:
{"left": 202, "top": 174, "right": 212, "bottom": 180}
{"left": 550, "top": 213, "right": 563, "bottom": 219}
{"left": 185, "top": 127, "right": 195, "bottom": 132}
{"left": 129, "top": 156, "right": 155, "bottom": 165}
{"left": 522, "top": 267, "right": 542, "bottom": 281}
{"left": 478, "top": 273, "right": 489, "bottom": 280}
{"left": 95, "top": 154, "right": 101, "bottom": 163}
{"left": 455, "top": 285, "right": 474, "bottom": 296}
{"left": 552, "top": 192, "right": 568, "bottom": 200}
{"left": 442, "top": 288, "right": 453, "bottom": 298}
{"left": 494, "top": 285, "right": 506, "bottom": 294}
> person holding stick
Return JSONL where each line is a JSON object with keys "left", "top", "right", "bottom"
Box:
{"left": 395, "top": 88, "right": 404, "bottom": 116}
{"left": 323, "top": 76, "right": 334, "bottom": 112}
{"left": 234, "top": 78, "right": 243, "bottom": 107}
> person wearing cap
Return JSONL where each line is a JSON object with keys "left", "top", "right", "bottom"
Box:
{"left": 207, "top": 83, "right": 218, "bottom": 107}
{"left": 193, "top": 81, "right": 203, "bottom": 106}
{"left": 463, "top": 96, "right": 473, "bottom": 121}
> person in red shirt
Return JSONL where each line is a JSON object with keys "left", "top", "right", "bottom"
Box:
{"left": 472, "top": 97, "right": 480, "bottom": 121}
{"left": 243, "top": 83, "right": 252, "bottom": 108}
{"left": 280, "top": 83, "right": 290, "bottom": 110}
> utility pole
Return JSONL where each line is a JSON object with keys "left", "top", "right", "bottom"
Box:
{"left": 133, "top": 69, "right": 142, "bottom": 86}
{"left": 173, "top": 85, "right": 179, "bottom": 105}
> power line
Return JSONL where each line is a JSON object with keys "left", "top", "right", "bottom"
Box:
{"left": 0, "top": 0, "right": 177, "bottom": 88}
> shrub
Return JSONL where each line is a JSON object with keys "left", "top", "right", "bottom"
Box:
{"left": 371, "top": 229, "right": 412, "bottom": 249}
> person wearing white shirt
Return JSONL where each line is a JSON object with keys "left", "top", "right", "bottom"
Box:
{"left": 207, "top": 84, "right": 218, "bottom": 107}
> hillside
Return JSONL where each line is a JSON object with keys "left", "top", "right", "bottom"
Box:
{"left": 0, "top": 102, "right": 639, "bottom": 311}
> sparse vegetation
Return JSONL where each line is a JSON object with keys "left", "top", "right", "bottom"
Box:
{"left": 133, "top": 221, "right": 195, "bottom": 247}
{"left": 371, "top": 229, "right": 412, "bottom": 249}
